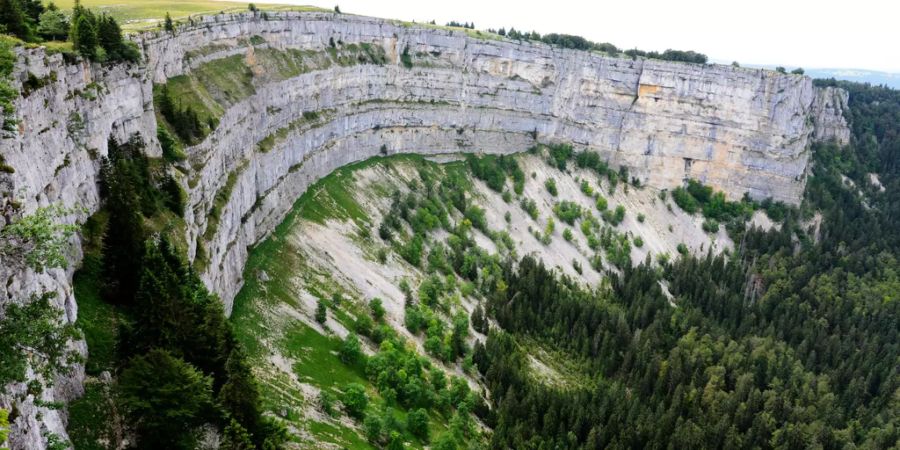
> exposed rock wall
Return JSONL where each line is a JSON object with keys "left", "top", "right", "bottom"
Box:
{"left": 0, "top": 11, "right": 848, "bottom": 448}
{"left": 0, "top": 47, "right": 155, "bottom": 449}
{"left": 133, "top": 11, "right": 848, "bottom": 310}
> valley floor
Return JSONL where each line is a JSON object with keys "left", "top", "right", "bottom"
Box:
{"left": 227, "top": 150, "right": 731, "bottom": 448}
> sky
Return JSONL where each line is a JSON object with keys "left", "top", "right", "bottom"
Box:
{"left": 238, "top": 0, "right": 900, "bottom": 73}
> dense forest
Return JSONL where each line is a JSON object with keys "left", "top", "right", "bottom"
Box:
{"left": 75, "top": 135, "right": 285, "bottom": 449}
{"left": 1, "top": 3, "right": 898, "bottom": 445}
{"left": 467, "top": 80, "right": 899, "bottom": 449}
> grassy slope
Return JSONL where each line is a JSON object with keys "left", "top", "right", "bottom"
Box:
{"left": 230, "top": 155, "right": 451, "bottom": 449}
{"left": 53, "top": 1, "right": 328, "bottom": 31}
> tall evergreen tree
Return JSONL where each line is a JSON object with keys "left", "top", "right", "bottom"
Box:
{"left": 0, "top": 0, "right": 34, "bottom": 41}
{"left": 218, "top": 346, "right": 263, "bottom": 436}
{"left": 97, "top": 14, "right": 123, "bottom": 59}
{"left": 71, "top": 13, "right": 98, "bottom": 59}
{"left": 101, "top": 154, "right": 145, "bottom": 303}
{"left": 118, "top": 349, "right": 214, "bottom": 449}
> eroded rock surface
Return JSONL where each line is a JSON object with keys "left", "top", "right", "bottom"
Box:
{"left": 0, "top": 11, "right": 849, "bottom": 448}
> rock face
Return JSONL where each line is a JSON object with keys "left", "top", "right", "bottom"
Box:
{"left": 0, "top": 11, "right": 848, "bottom": 448}
{"left": 0, "top": 47, "right": 155, "bottom": 449}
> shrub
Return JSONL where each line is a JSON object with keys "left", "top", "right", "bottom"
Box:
{"left": 602, "top": 205, "right": 626, "bottom": 226}
{"left": 400, "top": 45, "right": 413, "bottom": 68}
{"left": 677, "top": 243, "right": 688, "bottom": 255}
{"left": 370, "top": 298, "right": 386, "bottom": 322}
{"left": 520, "top": 199, "right": 539, "bottom": 220}
{"left": 702, "top": 219, "right": 720, "bottom": 233}
{"left": 672, "top": 186, "right": 700, "bottom": 214}
{"left": 544, "top": 178, "right": 558, "bottom": 196}
{"left": 637, "top": 213, "right": 645, "bottom": 223}
{"left": 563, "top": 228, "right": 573, "bottom": 242}
{"left": 315, "top": 300, "right": 327, "bottom": 324}
{"left": 553, "top": 201, "right": 582, "bottom": 225}
{"left": 547, "top": 143, "right": 573, "bottom": 170}
{"left": 580, "top": 180, "right": 594, "bottom": 196}
{"left": 656, "top": 252, "right": 670, "bottom": 265}
{"left": 342, "top": 383, "right": 368, "bottom": 419}
{"left": 633, "top": 236, "right": 644, "bottom": 247}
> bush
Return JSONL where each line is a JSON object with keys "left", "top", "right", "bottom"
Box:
{"left": 633, "top": 236, "right": 644, "bottom": 247}
{"left": 547, "top": 143, "right": 573, "bottom": 170}
{"left": 702, "top": 219, "right": 720, "bottom": 233}
{"left": 602, "top": 205, "right": 626, "bottom": 226}
{"left": 677, "top": 243, "right": 688, "bottom": 255}
{"left": 580, "top": 180, "right": 594, "bottom": 196}
{"left": 339, "top": 333, "right": 362, "bottom": 365}
{"left": 672, "top": 186, "right": 700, "bottom": 214}
{"left": 544, "top": 178, "right": 558, "bottom": 196}
{"left": 315, "top": 299, "right": 327, "bottom": 324}
{"left": 342, "top": 383, "right": 368, "bottom": 419}
{"left": 407, "top": 408, "right": 430, "bottom": 441}
{"left": 520, "top": 198, "right": 539, "bottom": 220}
{"left": 553, "top": 201, "right": 582, "bottom": 225}
{"left": 370, "top": 297, "right": 386, "bottom": 322}
{"left": 637, "top": 213, "right": 645, "bottom": 223}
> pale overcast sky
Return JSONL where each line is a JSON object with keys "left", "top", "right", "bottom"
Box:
{"left": 236, "top": 0, "right": 900, "bottom": 72}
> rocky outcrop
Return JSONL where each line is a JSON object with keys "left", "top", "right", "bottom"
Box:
{"left": 131, "top": 11, "right": 848, "bottom": 310}
{"left": 811, "top": 86, "right": 851, "bottom": 144}
{"left": 0, "top": 46, "right": 155, "bottom": 449}
{"left": 0, "top": 10, "right": 848, "bottom": 448}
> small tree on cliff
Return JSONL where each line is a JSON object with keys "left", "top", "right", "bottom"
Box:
{"left": 0, "top": 0, "right": 36, "bottom": 41}
{"left": 164, "top": 12, "right": 174, "bottom": 32}
{"left": 71, "top": 13, "right": 98, "bottom": 59}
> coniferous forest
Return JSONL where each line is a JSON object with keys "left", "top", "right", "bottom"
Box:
{"left": 56, "top": 80, "right": 900, "bottom": 448}
{"left": 468, "top": 80, "right": 900, "bottom": 449}
{"left": 1, "top": 3, "right": 898, "bottom": 446}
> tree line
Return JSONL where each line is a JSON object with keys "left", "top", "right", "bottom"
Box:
{"left": 0, "top": 0, "right": 139, "bottom": 63}
{"left": 461, "top": 80, "right": 900, "bottom": 448}
{"left": 84, "top": 133, "right": 285, "bottom": 449}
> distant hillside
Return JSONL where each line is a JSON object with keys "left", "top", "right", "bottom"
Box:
{"left": 804, "top": 68, "right": 900, "bottom": 89}
{"left": 727, "top": 61, "right": 900, "bottom": 88}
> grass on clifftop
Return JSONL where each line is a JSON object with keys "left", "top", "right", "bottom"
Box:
{"left": 53, "top": 1, "right": 328, "bottom": 31}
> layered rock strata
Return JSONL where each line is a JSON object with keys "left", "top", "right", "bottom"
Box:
{"left": 0, "top": 10, "right": 848, "bottom": 448}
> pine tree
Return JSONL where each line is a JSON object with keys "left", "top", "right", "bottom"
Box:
{"left": 118, "top": 349, "right": 214, "bottom": 448}
{"left": 96, "top": 14, "right": 123, "bottom": 59}
{"left": 0, "top": 0, "right": 34, "bottom": 41}
{"left": 221, "top": 419, "right": 255, "bottom": 450}
{"left": 72, "top": 13, "right": 98, "bottom": 60}
{"left": 218, "top": 346, "right": 262, "bottom": 435}
{"left": 164, "top": 12, "right": 174, "bottom": 32}
{"left": 101, "top": 155, "right": 146, "bottom": 303}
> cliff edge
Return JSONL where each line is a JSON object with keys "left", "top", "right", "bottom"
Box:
{"left": 0, "top": 10, "right": 849, "bottom": 449}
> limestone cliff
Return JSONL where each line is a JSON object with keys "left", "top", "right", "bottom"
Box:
{"left": 131, "top": 11, "right": 848, "bottom": 311}
{"left": 0, "top": 10, "right": 848, "bottom": 448}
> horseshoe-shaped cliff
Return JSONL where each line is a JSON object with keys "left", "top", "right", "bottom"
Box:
{"left": 0, "top": 11, "right": 848, "bottom": 448}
